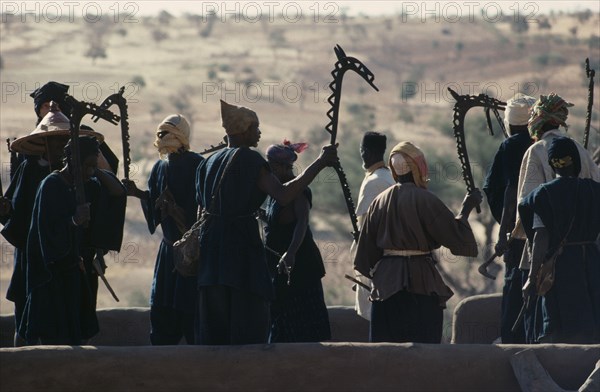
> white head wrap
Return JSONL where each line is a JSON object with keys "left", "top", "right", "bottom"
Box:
{"left": 504, "top": 93, "right": 536, "bottom": 129}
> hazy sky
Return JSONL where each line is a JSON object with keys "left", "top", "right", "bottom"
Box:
{"left": 127, "top": 0, "right": 600, "bottom": 17}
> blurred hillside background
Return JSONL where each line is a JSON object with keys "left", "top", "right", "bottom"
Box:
{"left": 1, "top": 1, "right": 599, "bottom": 334}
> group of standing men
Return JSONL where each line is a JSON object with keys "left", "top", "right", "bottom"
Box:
{"left": 1, "top": 81, "right": 598, "bottom": 347}
{"left": 483, "top": 92, "right": 600, "bottom": 344}
{"left": 1, "top": 82, "right": 337, "bottom": 346}
{"left": 352, "top": 92, "right": 599, "bottom": 345}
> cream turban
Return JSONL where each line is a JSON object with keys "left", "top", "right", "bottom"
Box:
{"left": 154, "top": 114, "right": 191, "bottom": 159}
{"left": 220, "top": 99, "right": 258, "bottom": 136}
{"left": 504, "top": 93, "right": 536, "bottom": 128}
{"left": 388, "top": 141, "right": 429, "bottom": 189}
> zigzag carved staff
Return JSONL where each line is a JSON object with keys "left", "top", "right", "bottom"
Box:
{"left": 324, "top": 45, "right": 379, "bottom": 241}
{"left": 584, "top": 58, "right": 595, "bottom": 150}
{"left": 92, "top": 87, "right": 130, "bottom": 179}
{"left": 448, "top": 88, "right": 506, "bottom": 214}
{"left": 64, "top": 94, "right": 121, "bottom": 302}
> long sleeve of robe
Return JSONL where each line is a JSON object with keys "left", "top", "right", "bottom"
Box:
{"left": 353, "top": 183, "right": 478, "bottom": 305}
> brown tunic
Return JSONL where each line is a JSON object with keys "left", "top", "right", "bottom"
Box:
{"left": 353, "top": 183, "right": 478, "bottom": 306}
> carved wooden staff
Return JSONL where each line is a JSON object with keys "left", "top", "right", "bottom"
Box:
{"left": 584, "top": 58, "right": 595, "bottom": 150}
{"left": 65, "top": 94, "right": 121, "bottom": 302}
{"left": 324, "top": 45, "right": 379, "bottom": 241}
{"left": 92, "top": 87, "right": 130, "bottom": 179}
{"left": 448, "top": 88, "right": 506, "bottom": 214}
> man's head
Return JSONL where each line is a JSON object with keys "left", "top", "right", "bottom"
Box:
{"left": 528, "top": 93, "right": 573, "bottom": 140}
{"left": 153, "top": 114, "right": 191, "bottom": 159}
{"left": 548, "top": 136, "right": 580, "bottom": 177}
{"left": 64, "top": 136, "right": 100, "bottom": 181}
{"left": 504, "top": 93, "right": 536, "bottom": 135}
{"left": 220, "top": 100, "right": 260, "bottom": 147}
{"left": 388, "top": 141, "right": 428, "bottom": 188}
{"left": 30, "top": 82, "right": 71, "bottom": 121}
{"left": 360, "top": 131, "right": 387, "bottom": 169}
{"left": 10, "top": 102, "right": 104, "bottom": 162}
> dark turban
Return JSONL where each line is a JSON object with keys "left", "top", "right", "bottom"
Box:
{"left": 266, "top": 139, "right": 308, "bottom": 165}
{"left": 548, "top": 136, "right": 581, "bottom": 176}
{"left": 30, "top": 82, "right": 71, "bottom": 118}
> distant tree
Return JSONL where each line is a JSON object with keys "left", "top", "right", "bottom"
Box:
{"left": 185, "top": 13, "right": 202, "bottom": 28}
{"left": 575, "top": 9, "right": 592, "bottom": 24}
{"left": 152, "top": 29, "right": 169, "bottom": 45}
{"left": 569, "top": 26, "right": 578, "bottom": 38}
{"left": 207, "top": 68, "right": 217, "bottom": 81}
{"left": 455, "top": 41, "right": 464, "bottom": 58}
{"left": 85, "top": 44, "right": 107, "bottom": 65}
{"left": 199, "top": 12, "right": 217, "bottom": 38}
{"left": 268, "top": 29, "right": 287, "bottom": 47}
{"left": 0, "top": 55, "right": 4, "bottom": 70}
{"left": 1, "top": 13, "right": 14, "bottom": 35}
{"left": 132, "top": 75, "right": 146, "bottom": 89}
{"left": 115, "top": 27, "right": 128, "bottom": 37}
{"left": 510, "top": 15, "right": 529, "bottom": 34}
{"left": 158, "top": 10, "right": 174, "bottom": 26}
{"left": 83, "top": 16, "right": 113, "bottom": 64}
{"left": 538, "top": 17, "right": 552, "bottom": 30}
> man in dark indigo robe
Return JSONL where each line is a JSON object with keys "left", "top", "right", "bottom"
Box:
{"left": 264, "top": 140, "right": 331, "bottom": 343}
{"left": 513, "top": 93, "right": 600, "bottom": 343}
{"left": 19, "top": 136, "right": 126, "bottom": 345}
{"left": 193, "top": 100, "right": 338, "bottom": 345}
{"left": 482, "top": 94, "right": 535, "bottom": 344}
{"left": 1, "top": 104, "right": 104, "bottom": 346}
{"left": 519, "top": 137, "right": 600, "bottom": 344}
{"left": 124, "top": 114, "right": 203, "bottom": 345}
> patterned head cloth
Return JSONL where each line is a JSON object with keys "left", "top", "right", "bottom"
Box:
{"left": 528, "top": 93, "right": 574, "bottom": 139}
{"left": 153, "top": 114, "right": 191, "bottom": 159}
{"left": 504, "top": 93, "right": 536, "bottom": 128}
{"left": 220, "top": 100, "right": 258, "bottom": 136}
{"left": 30, "top": 81, "right": 71, "bottom": 118}
{"left": 548, "top": 136, "right": 581, "bottom": 176}
{"left": 388, "top": 141, "right": 429, "bottom": 188}
{"left": 266, "top": 139, "right": 308, "bottom": 165}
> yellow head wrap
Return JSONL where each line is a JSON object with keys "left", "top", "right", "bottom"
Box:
{"left": 153, "top": 114, "right": 191, "bottom": 159}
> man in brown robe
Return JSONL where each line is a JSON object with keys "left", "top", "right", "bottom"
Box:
{"left": 353, "top": 141, "right": 482, "bottom": 343}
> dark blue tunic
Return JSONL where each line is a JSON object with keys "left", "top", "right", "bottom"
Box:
{"left": 20, "top": 171, "right": 126, "bottom": 345}
{"left": 264, "top": 188, "right": 331, "bottom": 342}
{"left": 195, "top": 147, "right": 273, "bottom": 301}
{"left": 1, "top": 158, "right": 50, "bottom": 330}
{"left": 141, "top": 151, "right": 204, "bottom": 314}
{"left": 483, "top": 131, "right": 532, "bottom": 344}
{"left": 519, "top": 177, "right": 600, "bottom": 343}
{"left": 483, "top": 131, "right": 532, "bottom": 224}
